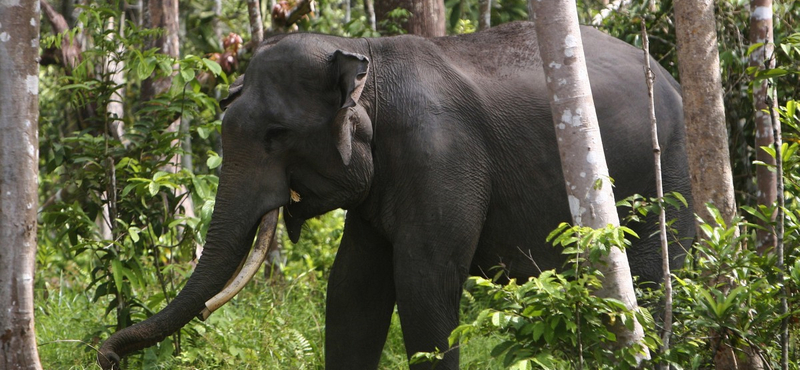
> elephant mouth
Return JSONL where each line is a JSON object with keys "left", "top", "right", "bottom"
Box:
{"left": 283, "top": 187, "right": 309, "bottom": 243}
{"left": 199, "top": 208, "right": 279, "bottom": 320}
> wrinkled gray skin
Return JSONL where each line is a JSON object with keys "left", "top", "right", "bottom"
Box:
{"left": 99, "top": 21, "right": 693, "bottom": 370}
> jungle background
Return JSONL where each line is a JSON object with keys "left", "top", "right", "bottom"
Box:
{"left": 30, "top": 0, "right": 800, "bottom": 369}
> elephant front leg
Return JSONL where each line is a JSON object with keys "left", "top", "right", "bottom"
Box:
{"left": 391, "top": 219, "right": 484, "bottom": 370}
{"left": 325, "top": 214, "right": 395, "bottom": 370}
{"left": 395, "top": 259, "right": 468, "bottom": 370}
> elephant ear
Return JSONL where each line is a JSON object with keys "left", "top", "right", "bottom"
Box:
{"left": 332, "top": 50, "right": 370, "bottom": 165}
{"left": 332, "top": 105, "right": 370, "bottom": 166}
{"left": 220, "top": 74, "right": 245, "bottom": 110}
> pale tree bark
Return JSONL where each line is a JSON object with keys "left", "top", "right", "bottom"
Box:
{"left": 375, "top": 0, "right": 445, "bottom": 36}
{"left": 749, "top": 0, "right": 778, "bottom": 253}
{"left": 478, "top": 0, "right": 491, "bottom": 31}
{"left": 106, "top": 16, "right": 130, "bottom": 148}
{"left": 364, "top": 0, "right": 376, "bottom": 31}
{"left": 141, "top": 0, "right": 199, "bottom": 262}
{"left": 213, "top": 0, "right": 223, "bottom": 42}
{"left": 0, "top": 0, "right": 43, "bottom": 369}
{"left": 529, "top": 0, "right": 649, "bottom": 362}
{"left": 674, "top": 1, "right": 763, "bottom": 368}
{"left": 247, "top": 0, "right": 264, "bottom": 44}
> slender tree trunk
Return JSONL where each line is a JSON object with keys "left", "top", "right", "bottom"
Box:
{"left": 213, "top": 0, "right": 223, "bottom": 43}
{"left": 768, "top": 94, "right": 788, "bottom": 370}
{"left": 0, "top": 1, "right": 43, "bottom": 369}
{"left": 375, "top": 0, "right": 445, "bottom": 36}
{"left": 529, "top": 0, "right": 649, "bottom": 362}
{"left": 642, "top": 22, "right": 672, "bottom": 369}
{"left": 478, "top": 0, "right": 491, "bottom": 30}
{"left": 673, "top": 1, "right": 763, "bottom": 369}
{"left": 247, "top": 0, "right": 264, "bottom": 44}
{"left": 106, "top": 16, "right": 129, "bottom": 147}
{"left": 344, "top": 0, "right": 351, "bottom": 23}
{"left": 749, "top": 0, "right": 778, "bottom": 253}
{"left": 364, "top": 0, "right": 377, "bottom": 31}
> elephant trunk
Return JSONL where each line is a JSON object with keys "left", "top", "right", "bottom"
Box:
{"left": 98, "top": 208, "right": 279, "bottom": 370}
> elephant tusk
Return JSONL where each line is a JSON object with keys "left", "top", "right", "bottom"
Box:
{"left": 199, "top": 209, "right": 279, "bottom": 321}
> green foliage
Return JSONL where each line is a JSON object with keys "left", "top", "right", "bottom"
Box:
{"left": 38, "top": 1, "right": 224, "bottom": 363}
{"left": 445, "top": 0, "right": 528, "bottom": 34}
{"left": 279, "top": 210, "right": 345, "bottom": 281}
{"left": 658, "top": 205, "right": 800, "bottom": 369}
{"left": 414, "top": 224, "right": 656, "bottom": 369}
{"left": 34, "top": 1, "right": 800, "bottom": 369}
{"left": 453, "top": 19, "right": 477, "bottom": 35}
{"left": 379, "top": 7, "right": 413, "bottom": 36}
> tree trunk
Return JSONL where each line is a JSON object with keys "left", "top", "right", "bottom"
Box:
{"left": 0, "top": 0, "right": 43, "bottom": 369}
{"left": 40, "top": 0, "right": 81, "bottom": 73}
{"left": 478, "top": 0, "right": 491, "bottom": 30}
{"left": 529, "top": 0, "right": 649, "bottom": 362}
{"left": 142, "top": 0, "right": 200, "bottom": 307}
{"left": 364, "top": 0, "right": 377, "bottom": 31}
{"left": 674, "top": 1, "right": 763, "bottom": 368}
{"left": 247, "top": 0, "right": 264, "bottom": 44}
{"left": 673, "top": 0, "right": 737, "bottom": 227}
{"left": 375, "top": 0, "right": 445, "bottom": 36}
{"left": 641, "top": 23, "right": 673, "bottom": 368}
{"left": 749, "top": 0, "right": 778, "bottom": 253}
{"left": 106, "top": 15, "right": 129, "bottom": 147}
{"left": 141, "top": 0, "right": 179, "bottom": 102}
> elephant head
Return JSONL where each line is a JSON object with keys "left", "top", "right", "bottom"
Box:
{"left": 98, "top": 36, "right": 376, "bottom": 369}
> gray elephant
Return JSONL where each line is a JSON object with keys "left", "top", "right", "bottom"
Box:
{"left": 98, "top": 21, "right": 693, "bottom": 370}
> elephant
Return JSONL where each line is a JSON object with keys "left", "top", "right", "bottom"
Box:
{"left": 98, "top": 21, "right": 694, "bottom": 370}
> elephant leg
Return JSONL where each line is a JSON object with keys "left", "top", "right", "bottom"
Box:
{"left": 325, "top": 213, "right": 395, "bottom": 370}
{"left": 394, "top": 259, "right": 468, "bottom": 370}
{"left": 392, "top": 217, "right": 485, "bottom": 370}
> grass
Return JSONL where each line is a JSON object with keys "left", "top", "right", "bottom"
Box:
{"left": 35, "top": 263, "right": 505, "bottom": 370}
{"left": 34, "top": 211, "right": 505, "bottom": 369}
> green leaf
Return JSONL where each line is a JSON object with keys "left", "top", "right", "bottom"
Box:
{"left": 136, "top": 55, "right": 156, "bottom": 80}
{"left": 207, "top": 155, "right": 222, "bottom": 169}
{"left": 128, "top": 227, "right": 140, "bottom": 243}
{"left": 180, "top": 67, "right": 196, "bottom": 83}
{"left": 532, "top": 322, "right": 545, "bottom": 341}
{"left": 121, "top": 183, "right": 138, "bottom": 197}
{"left": 111, "top": 259, "right": 125, "bottom": 295}
{"left": 148, "top": 181, "right": 160, "bottom": 196}
{"left": 490, "top": 341, "right": 516, "bottom": 357}
{"left": 746, "top": 42, "right": 765, "bottom": 56}
{"left": 754, "top": 68, "right": 789, "bottom": 81}
{"left": 509, "top": 359, "right": 531, "bottom": 370}
{"left": 158, "top": 337, "right": 174, "bottom": 362}
{"left": 202, "top": 58, "right": 222, "bottom": 76}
